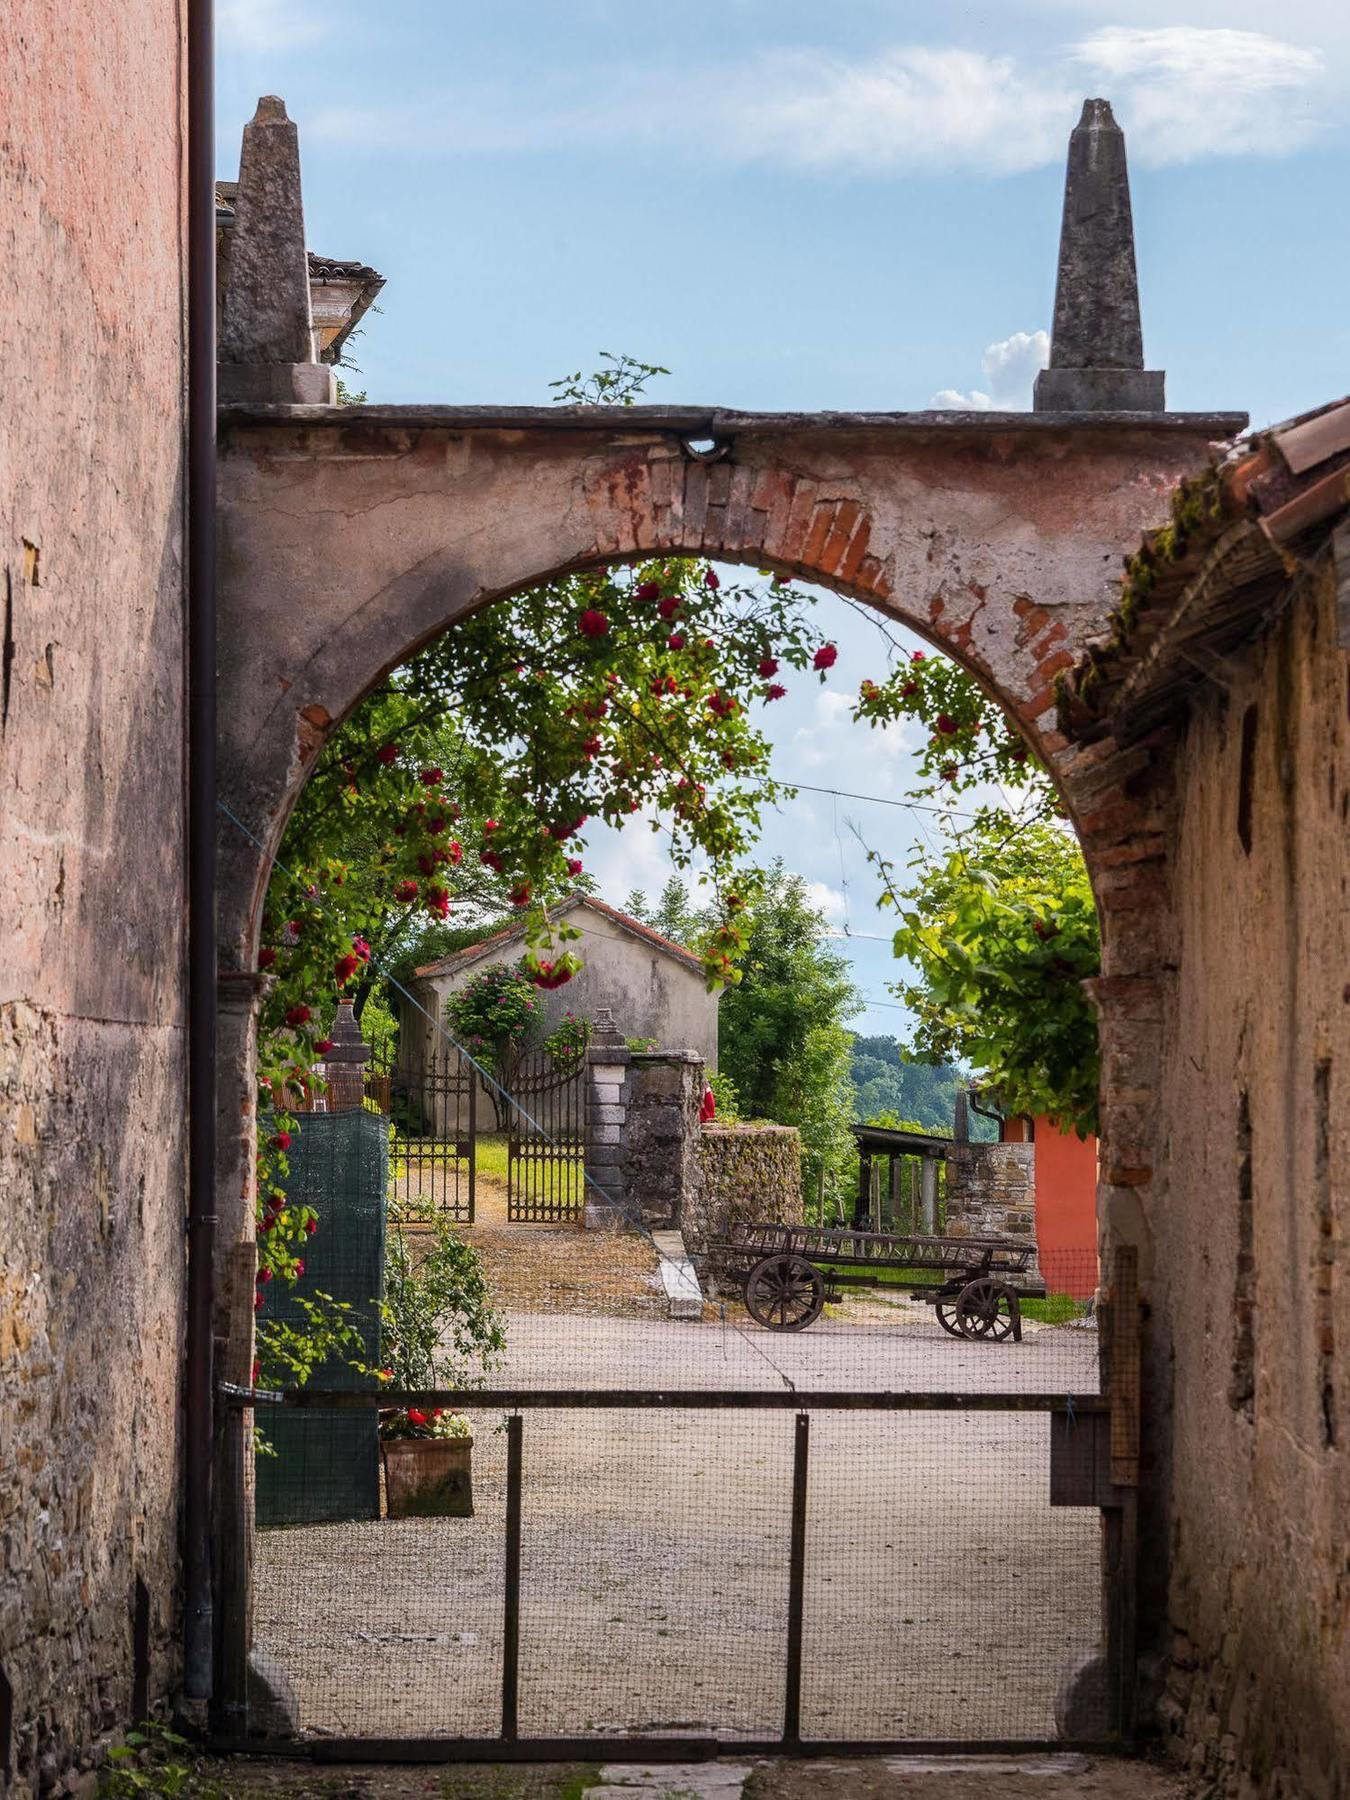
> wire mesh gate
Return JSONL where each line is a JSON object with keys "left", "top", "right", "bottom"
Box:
{"left": 365, "top": 1048, "right": 476, "bottom": 1223}
{"left": 213, "top": 1254, "right": 1139, "bottom": 1762}
{"left": 506, "top": 1049, "right": 584, "bottom": 1222}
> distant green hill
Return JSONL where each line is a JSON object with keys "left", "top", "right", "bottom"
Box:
{"left": 848, "top": 1036, "right": 983, "bottom": 1136}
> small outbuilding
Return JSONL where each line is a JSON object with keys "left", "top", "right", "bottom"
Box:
{"left": 399, "top": 892, "right": 718, "bottom": 1073}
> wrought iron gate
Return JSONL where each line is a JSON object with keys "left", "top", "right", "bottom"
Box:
{"left": 506, "top": 1049, "right": 584, "bottom": 1223}
{"left": 365, "top": 1048, "right": 476, "bottom": 1223}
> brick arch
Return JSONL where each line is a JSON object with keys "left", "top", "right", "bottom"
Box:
{"left": 212, "top": 409, "right": 1218, "bottom": 1323}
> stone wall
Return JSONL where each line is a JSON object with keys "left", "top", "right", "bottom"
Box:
{"left": 686, "top": 1124, "right": 804, "bottom": 1261}
{"left": 1137, "top": 559, "right": 1350, "bottom": 1798}
{"left": 944, "top": 1142, "right": 1036, "bottom": 1240}
{"left": 0, "top": 5, "right": 187, "bottom": 1791}
{"left": 621, "top": 1052, "right": 705, "bottom": 1231}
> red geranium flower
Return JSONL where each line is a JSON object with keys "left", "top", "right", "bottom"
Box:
{"left": 813, "top": 643, "right": 838, "bottom": 671}
{"left": 406, "top": 1408, "right": 429, "bottom": 1427}
{"left": 579, "top": 609, "right": 609, "bottom": 638}
{"left": 284, "top": 1005, "right": 312, "bottom": 1027}
{"left": 757, "top": 656, "right": 778, "bottom": 677}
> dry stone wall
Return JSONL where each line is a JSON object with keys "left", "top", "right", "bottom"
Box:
{"left": 944, "top": 1142, "right": 1036, "bottom": 1240}
{"left": 0, "top": 5, "right": 187, "bottom": 1791}
{"left": 686, "top": 1124, "right": 804, "bottom": 1262}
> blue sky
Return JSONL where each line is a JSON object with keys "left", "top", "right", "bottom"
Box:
{"left": 219, "top": 0, "right": 1350, "bottom": 1032}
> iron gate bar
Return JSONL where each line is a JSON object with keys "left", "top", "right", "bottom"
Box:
{"left": 783, "top": 1412, "right": 809, "bottom": 1747}
{"left": 230, "top": 1385, "right": 1110, "bottom": 1412}
{"left": 501, "top": 1414, "right": 522, "bottom": 1743}
{"left": 209, "top": 1736, "right": 1123, "bottom": 1763}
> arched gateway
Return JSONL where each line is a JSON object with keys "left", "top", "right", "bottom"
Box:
{"left": 208, "top": 94, "right": 1250, "bottom": 1756}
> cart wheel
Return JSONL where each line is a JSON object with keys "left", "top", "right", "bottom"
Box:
{"left": 955, "top": 1277, "right": 1018, "bottom": 1342}
{"left": 744, "top": 1254, "right": 826, "bottom": 1331}
{"left": 934, "top": 1292, "right": 964, "bottom": 1337}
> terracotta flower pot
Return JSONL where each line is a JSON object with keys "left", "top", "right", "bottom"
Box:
{"left": 381, "top": 1434, "right": 474, "bottom": 1519}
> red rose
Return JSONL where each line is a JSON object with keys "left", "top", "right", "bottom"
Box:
{"left": 256, "top": 1267, "right": 273, "bottom": 1285}
{"left": 765, "top": 683, "right": 787, "bottom": 701}
{"left": 447, "top": 839, "right": 463, "bottom": 863}
{"left": 305, "top": 1216, "right": 317, "bottom": 1236}
{"left": 813, "top": 643, "right": 838, "bottom": 670}
{"left": 911, "top": 650, "right": 926, "bottom": 663}
{"left": 582, "top": 736, "right": 601, "bottom": 758}
{"left": 353, "top": 937, "right": 371, "bottom": 961}
{"left": 417, "top": 852, "right": 435, "bottom": 876}
{"left": 270, "top": 1131, "right": 292, "bottom": 1151}
{"left": 419, "top": 768, "right": 443, "bottom": 786}
{"left": 395, "top": 878, "right": 419, "bottom": 902}
{"left": 313, "top": 1038, "right": 335, "bottom": 1054}
{"left": 657, "top": 596, "right": 680, "bottom": 619}
{"left": 510, "top": 883, "right": 532, "bottom": 907}
{"left": 425, "top": 886, "right": 451, "bottom": 919}
{"left": 334, "top": 953, "right": 360, "bottom": 985}
{"left": 426, "top": 815, "right": 446, "bottom": 834}
{"left": 579, "top": 609, "right": 609, "bottom": 638}
{"left": 484, "top": 819, "right": 498, "bottom": 833}
{"left": 667, "top": 633, "right": 685, "bottom": 651}
{"left": 936, "top": 714, "right": 957, "bottom": 735}
{"left": 258, "top": 947, "right": 277, "bottom": 969}
{"left": 901, "top": 682, "right": 918, "bottom": 698}
{"left": 377, "top": 743, "right": 399, "bottom": 765}
{"left": 254, "top": 1293, "right": 264, "bottom": 1313}
{"left": 757, "top": 656, "right": 778, "bottom": 678}
{"left": 940, "top": 763, "right": 958, "bottom": 782}
{"left": 634, "top": 580, "right": 660, "bottom": 601}
{"left": 294, "top": 1259, "right": 305, "bottom": 1277}
{"left": 480, "top": 849, "right": 503, "bottom": 873}
{"left": 284, "top": 1005, "right": 311, "bottom": 1027}
{"left": 704, "top": 568, "right": 720, "bottom": 590}
{"left": 567, "top": 858, "right": 583, "bottom": 876}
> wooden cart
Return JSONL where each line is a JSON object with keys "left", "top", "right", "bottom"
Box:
{"left": 708, "top": 1221, "right": 1046, "bottom": 1341}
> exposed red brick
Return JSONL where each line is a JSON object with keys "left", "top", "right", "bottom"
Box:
{"left": 818, "top": 499, "right": 863, "bottom": 575}
{"left": 802, "top": 501, "right": 840, "bottom": 567}
{"left": 777, "top": 478, "right": 820, "bottom": 562}
{"left": 838, "top": 515, "right": 873, "bottom": 583}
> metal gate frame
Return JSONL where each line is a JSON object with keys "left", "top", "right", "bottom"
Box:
{"left": 212, "top": 1250, "right": 1141, "bottom": 1763}
{"left": 365, "top": 1048, "right": 476, "bottom": 1223}
{"left": 505, "top": 1049, "right": 584, "bottom": 1223}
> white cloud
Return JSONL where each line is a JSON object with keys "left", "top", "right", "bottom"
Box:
{"left": 307, "top": 26, "right": 1331, "bottom": 173}
{"left": 803, "top": 880, "right": 847, "bottom": 921}
{"left": 931, "top": 328, "right": 1050, "bottom": 411}
{"left": 218, "top": 0, "right": 323, "bottom": 52}
{"left": 1073, "top": 28, "right": 1326, "bottom": 162}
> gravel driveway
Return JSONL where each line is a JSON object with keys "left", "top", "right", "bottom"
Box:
{"left": 254, "top": 1310, "right": 1101, "bottom": 1746}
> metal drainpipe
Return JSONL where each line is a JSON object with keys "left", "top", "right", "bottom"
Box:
{"left": 183, "top": 0, "right": 217, "bottom": 1703}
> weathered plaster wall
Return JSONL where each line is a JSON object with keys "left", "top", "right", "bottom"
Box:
{"left": 688, "top": 1124, "right": 804, "bottom": 1264}
{"left": 1142, "top": 563, "right": 1349, "bottom": 1797}
{"left": 0, "top": 5, "right": 186, "bottom": 1789}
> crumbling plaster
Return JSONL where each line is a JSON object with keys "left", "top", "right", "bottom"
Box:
{"left": 0, "top": 1, "right": 188, "bottom": 1790}
{"left": 1144, "top": 560, "right": 1350, "bottom": 1797}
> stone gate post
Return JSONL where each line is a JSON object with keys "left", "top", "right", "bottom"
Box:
{"left": 582, "top": 1008, "right": 630, "bottom": 1229}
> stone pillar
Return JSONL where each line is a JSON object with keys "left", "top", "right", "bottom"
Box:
{"left": 1034, "top": 99, "right": 1165, "bottom": 414}
{"left": 582, "top": 1008, "right": 631, "bottom": 1230}
{"left": 919, "top": 1156, "right": 939, "bottom": 1234}
{"left": 219, "top": 96, "right": 335, "bottom": 405}
{"left": 621, "top": 1050, "right": 705, "bottom": 1231}
{"left": 322, "top": 999, "right": 369, "bottom": 1112}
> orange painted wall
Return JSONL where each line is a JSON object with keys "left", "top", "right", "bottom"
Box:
{"left": 1032, "top": 1117, "right": 1098, "bottom": 1298}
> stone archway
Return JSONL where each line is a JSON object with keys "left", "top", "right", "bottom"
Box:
{"left": 213, "top": 403, "right": 1238, "bottom": 1312}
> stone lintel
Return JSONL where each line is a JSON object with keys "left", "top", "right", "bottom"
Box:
{"left": 219, "top": 362, "right": 336, "bottom": 406}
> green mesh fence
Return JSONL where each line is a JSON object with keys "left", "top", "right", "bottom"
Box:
{"left": 256, "top": 1109, "right": 388, "bottom": 1528}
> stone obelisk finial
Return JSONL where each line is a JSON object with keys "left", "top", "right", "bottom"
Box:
{"left": 219, "top": 96, "right": 335, "bottom": 404}
{"left": 1033, "top": 99, "right": 1165, "bottom": 413}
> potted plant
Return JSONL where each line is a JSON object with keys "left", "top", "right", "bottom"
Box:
{"left": 378, "top": 1216, "right": 504, "bottom": 1519}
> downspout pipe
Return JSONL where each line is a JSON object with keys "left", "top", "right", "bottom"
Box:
{"left": 184, "top": 0, "right": 217, "bottom": 1703}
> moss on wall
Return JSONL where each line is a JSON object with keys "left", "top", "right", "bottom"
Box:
{"left": 687, "top": 1123, "right": 803, "bottom": 1258}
